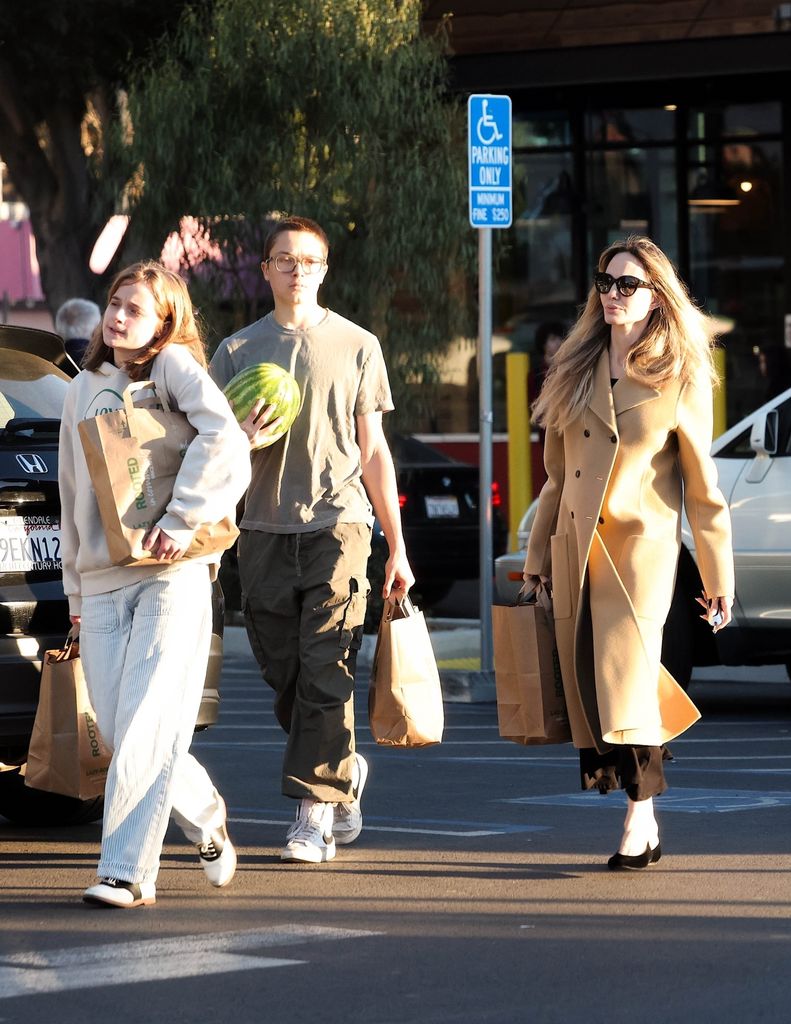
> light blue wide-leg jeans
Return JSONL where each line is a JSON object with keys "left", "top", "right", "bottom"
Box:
{"left": 79, "top": 563, "right": 225, "bottom": 884}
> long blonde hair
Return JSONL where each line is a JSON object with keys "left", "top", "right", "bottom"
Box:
{"left": 532, "top": 236, "right": 716, "bottom": 432}
{"left": 83, "top": 261, "right": 206, "bottom": 381}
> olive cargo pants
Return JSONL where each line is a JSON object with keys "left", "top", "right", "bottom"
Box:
{"left": 239, "top": 523, "right": 371, "bottom": 803}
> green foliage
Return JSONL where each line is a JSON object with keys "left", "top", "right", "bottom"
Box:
{"left": 123, "top": 0, "right": 473, "bottom": 426}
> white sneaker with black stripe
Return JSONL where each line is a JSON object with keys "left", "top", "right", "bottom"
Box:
{"left": 281, "top": 799, "right": 336, "bottom": 863}
{"left": 83, "top": 878, "right": 156, "bottom": 908}
{"left": 332, "top": 752, "right": 368, "bottom": 846}
{"left": 198, "top": 820, "right": 237, "bottom": 887}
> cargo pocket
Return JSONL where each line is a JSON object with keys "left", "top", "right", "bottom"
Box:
{"left": 549, "top": 533, "right": 573, "bottom": 619}
{"left": 338, "top": 574, "right": 370, "bottom": 655}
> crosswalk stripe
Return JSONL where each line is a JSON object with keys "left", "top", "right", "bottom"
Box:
{"left": 0, "top": 926, "right": 378, "bottom": 999}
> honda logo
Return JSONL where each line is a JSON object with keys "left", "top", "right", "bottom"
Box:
{"left": 15, "top": 453, "right": 48, "bottom": 475}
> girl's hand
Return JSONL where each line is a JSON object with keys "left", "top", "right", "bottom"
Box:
{"left": 142, "top": 526, "right": 185, "bottom": 562}
{"left": 235, "top": 398, "right": 284, "bottom": 450}
{"left": 695, "top": 591, "right": 733, "bottom": 633}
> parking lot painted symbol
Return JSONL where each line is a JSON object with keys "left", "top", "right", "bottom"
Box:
{"left": 502, "top": 787, "right": 791, "bottom": 813}
{"left": 0, "top": 925, "right": 379, "bottom": 999}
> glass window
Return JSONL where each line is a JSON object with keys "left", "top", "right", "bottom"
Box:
{"left": 688, "top": 102, "right": 781, "bottom": 139}
{"left": 586, "top": 108, "right": 675, "bottom": 144}
{"left": 586, "top": 146, "right": 678, "bottom": 266}
{"left": 513, "top": 112, "right": 571, "bottom": 149}
{"left": 716, "top": 426, "right": 753, "bottom": 460}
{"left": 0, "top": 352, "right": 70, "bottom": 429}
{"left": 687, "top": 139, "right": 788, "bottom": 422}
{"left": 505, "top": 152, "right": 577, "bottom": 352}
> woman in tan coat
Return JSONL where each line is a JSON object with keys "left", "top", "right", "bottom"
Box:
{"left": 524, "top": 235, "right": 734, "bottom": 870}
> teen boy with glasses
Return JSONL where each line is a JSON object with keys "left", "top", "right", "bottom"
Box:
{"left": 210, "top": 216, "right": 414, "bottom": 863}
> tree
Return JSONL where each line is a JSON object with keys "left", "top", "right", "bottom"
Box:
{"left": 124, "top": 0, "right": 472, "bottom": 424}
{"left": 0, "top": 0, "right": 198, "bottom": 311}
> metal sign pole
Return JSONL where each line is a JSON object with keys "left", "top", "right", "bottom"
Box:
{"left": 468, "top": 93, "right": 511, "bottom": 678}
{"left": 478, "top": 226, "right": 494, "bottom": 672}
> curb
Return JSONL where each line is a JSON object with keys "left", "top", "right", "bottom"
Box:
{"left": 438, "top": 669, "right": 497, "bottom": 704}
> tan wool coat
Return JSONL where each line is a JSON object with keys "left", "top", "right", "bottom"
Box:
{"left": 525, "top": 349, "right": 735, "bottom": 750}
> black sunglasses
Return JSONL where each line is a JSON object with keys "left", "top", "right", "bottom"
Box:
{"left": 593, "top": 272, "right": 653, "bottom": 298}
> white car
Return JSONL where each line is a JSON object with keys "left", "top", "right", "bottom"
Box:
{"left": 495, "top": 386, "right": 791, "bottom": 686}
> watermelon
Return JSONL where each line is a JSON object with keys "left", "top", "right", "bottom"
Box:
{"left": 223, "top": 362, "right": 301, "bottom": 449}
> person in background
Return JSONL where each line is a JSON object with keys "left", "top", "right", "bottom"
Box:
{"left": 524, "top": 235, "right": 734, "bottom": 869}
{"left": 55, "top": 298, "right": 102, "bottom": 366}
{"left": 59, "top": 261, "right": 251, "bottom": 907}
{"left": 534, "top": 320, "right": 566, "bottom": 388}
{"left": 210, "top": 215, "right": 414, "bottom": 865}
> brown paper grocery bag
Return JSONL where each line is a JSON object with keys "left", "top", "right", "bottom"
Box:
{"left": 25, "top": 634, "right": 111, "bottom": 799}
{"left": 369, "top": 594, "right": 444, "bottom": 747}
{"left": 78, "top": 380, "right": 238, "bottom": 567}
{"left": 493, "top": 587, "right": 571, "bottom": 746}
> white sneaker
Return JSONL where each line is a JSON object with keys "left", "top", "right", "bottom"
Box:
{"left": 281, "top": 800, "right": 336, "bottom": 863}
{"left": 198, "top": 820, "right": 237, "bottom": 888}
{"left": 83, "top": 878, "right": 156, "bottom": 908}
{"left": 333, "top": 752, "right": 368, "bottom": 846}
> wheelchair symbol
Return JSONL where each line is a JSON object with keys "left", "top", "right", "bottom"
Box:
{"left": 476, "top": 100, "right": 503, "bottom": 145}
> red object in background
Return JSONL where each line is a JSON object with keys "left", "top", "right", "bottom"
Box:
{"left": 0, "top": 220, "right": 45, "bottom": 305}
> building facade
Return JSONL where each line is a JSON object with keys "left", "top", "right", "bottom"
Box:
{"left": 420, "top": 1, "right": 791, "bottom": 454}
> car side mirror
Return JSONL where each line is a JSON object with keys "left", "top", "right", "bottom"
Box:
{"left": 749, "top": 409, "right": 779, "bottom": 457}
{"left": 746, "top": 409, "right": 779, "bottom": 483}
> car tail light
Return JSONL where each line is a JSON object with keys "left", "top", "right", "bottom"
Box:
{"left": 398, "top": 493, "right": 407, "bottom": 508}
{"left": 491, "top": 481, "right": 502, "bottom": 508}
{"left": 507, "top": 570, "right": 523, "bottom": 581}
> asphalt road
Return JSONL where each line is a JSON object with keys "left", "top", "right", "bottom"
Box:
{"left": 2, "top": 633, "right": 791, "bottom": 1023}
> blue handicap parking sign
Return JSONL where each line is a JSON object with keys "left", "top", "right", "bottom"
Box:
{"left": 468, "top": 94, "right": 512, "bottom": 229}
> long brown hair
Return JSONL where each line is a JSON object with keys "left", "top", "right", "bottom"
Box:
{"left": 532, "top": 235, "right": 717, "bottom": 432}
{"left": 83, "top": 261, "right": 206, "bottom": 380}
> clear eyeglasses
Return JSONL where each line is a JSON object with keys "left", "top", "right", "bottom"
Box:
{"left": 264, "top": 254, "right": 327, "bottom": 275}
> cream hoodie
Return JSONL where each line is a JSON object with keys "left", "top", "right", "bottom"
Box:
{"left": 58, "top": 345, "right": 251, "bottom": 614}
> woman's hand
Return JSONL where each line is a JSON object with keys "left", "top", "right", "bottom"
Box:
{"left": 522, "top": 572, "right": 551, "bottom": 587}
{"left": 142, "top": 526, "right": 185, "bottom": 562}
{"left": 235, "top": 398, "right": 284, "bottom": 450}
{"left": 69, "top": 614, "right": 81, "bottom": 627}
{"left": 695, "top": 591, "right": 733, "bottom": 633}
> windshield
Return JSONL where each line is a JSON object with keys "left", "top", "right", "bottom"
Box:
{"left": 0, "top": 351, "right": 70, "bottom": 427}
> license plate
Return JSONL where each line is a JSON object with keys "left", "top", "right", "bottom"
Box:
{"left": 425, "top": 495, "right": 460, "bottom": 518}
{"left": 0, "top": 515, "right": 62, "bottom": 572}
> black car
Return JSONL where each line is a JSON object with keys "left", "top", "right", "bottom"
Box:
{"left": 0, "top": 325, "right": 225, "bottom": 826}
{"left": 365, "top": 434, "right": 508, "bottom": 628}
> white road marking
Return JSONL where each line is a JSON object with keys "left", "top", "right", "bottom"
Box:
{"left": 0, "top": 925, "right": 378, "bottom": 1000}
{"left": 228, "top": 816, "right": 502, "bottom": 837}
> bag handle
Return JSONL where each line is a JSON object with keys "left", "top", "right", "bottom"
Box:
{"left": 383, "top": 590, "right": 418, "bottom": 622}
{"left": 122, "top": 380, "right": 172, "bottom": 420}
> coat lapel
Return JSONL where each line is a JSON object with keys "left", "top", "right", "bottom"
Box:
{"left": 613, "top": 374, "right": 662, "bottom": 416}
{"left": 589, "top": 349, "right": 617, "bottom": 433}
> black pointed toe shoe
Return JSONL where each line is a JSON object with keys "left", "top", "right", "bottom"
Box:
{"left": 607, "top": 841, "right": 661, "bottom": 871}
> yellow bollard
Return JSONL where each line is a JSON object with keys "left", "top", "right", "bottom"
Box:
{"left": 713, "top": 347, "right": 727, "bottom": 439}
{"left": 506, "top": 352, "right": 532, "bottom": 551}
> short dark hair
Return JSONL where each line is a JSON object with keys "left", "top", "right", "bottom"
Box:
{"left": 263, "top": 216, "right": 329, "bottom": 260}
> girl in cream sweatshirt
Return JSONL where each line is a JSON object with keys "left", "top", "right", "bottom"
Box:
{"left": 58, "top": 261, "right": 250, "bottom": 908}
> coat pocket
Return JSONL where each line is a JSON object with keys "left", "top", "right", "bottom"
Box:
{"left": 617, "top": 535, "right": 678, "bottom": 621}
{"left": 549, "top": 533, "right": 573, "bottom": 619}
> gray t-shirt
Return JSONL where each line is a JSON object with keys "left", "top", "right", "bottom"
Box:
{"left": 209, "top": 309, "right": 394, "bottom": 533}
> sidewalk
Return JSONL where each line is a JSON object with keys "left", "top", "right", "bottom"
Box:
{"left": 222, "top": 618, "right": 790, "bottom": 703}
